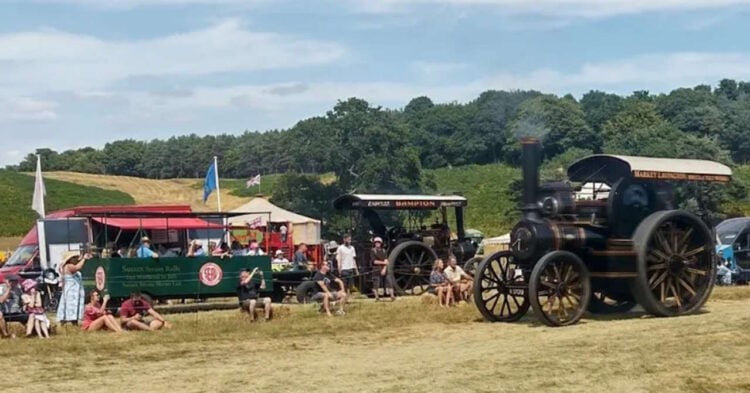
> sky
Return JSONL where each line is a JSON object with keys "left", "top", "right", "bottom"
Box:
{"left": 2, "top": 0, "right": 750, "bottom": 166}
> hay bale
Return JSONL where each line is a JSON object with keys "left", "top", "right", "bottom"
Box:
{"left": 241, "top": 304, "right": 292, "bottom": 320}
{"left": 272, "top": 305, "right": 291, "bottom": 319}
{"left": 421, "top": 292, "right": 438, "bottom": 305}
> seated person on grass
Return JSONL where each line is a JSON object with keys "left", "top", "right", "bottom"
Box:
{"left": 119, "top": 292, "right": 172, "bottom": 331}
{"left": 237, "top": 268, "right": 272, "bottom": 321}
{"left": 429, "top": 259, "right": 453, "bottom": 308}
{"left": 82, "top": 291, "right": 122, "bottom": 333}
{"left": 443, "top": 255, "right": 473, "bottom": 301}
{"left": 312, "top": 261, "right": 347, "bottom": 317}
{"left": 0, "top": 275, "right": 24, "bottom": 339}
{"left": 21, "top": 279, "right": 50, "bottom": 338}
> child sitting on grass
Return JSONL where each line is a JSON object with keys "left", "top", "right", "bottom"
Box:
{"left": 21, "top": 279, "right": 50, "bottom": 338}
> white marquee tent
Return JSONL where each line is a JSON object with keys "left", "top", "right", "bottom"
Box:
{"left": 228, "top": 197, "right": 321, "bottom": 245}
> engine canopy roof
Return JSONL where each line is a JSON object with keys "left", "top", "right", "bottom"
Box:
{"left": 567, "top": 154, "right": 732, "bottom": 184}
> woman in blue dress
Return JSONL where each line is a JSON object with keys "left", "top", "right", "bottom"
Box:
{"left": 56, "top": 252, "right": 92, "bottom": 325}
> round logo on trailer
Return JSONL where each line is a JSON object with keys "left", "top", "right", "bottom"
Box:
{"left": 95, "top": 266, "right": 106, "bottom": 291}
{"left": 199, "top": 262, "right": 223, "bottom": 286}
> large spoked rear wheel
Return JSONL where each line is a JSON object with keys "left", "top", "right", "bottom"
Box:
{"left": 529, "top": 251, "right": 591, "bottom": 327}
{"left": 388, "top": 241, "right": 438, "bottom": 295}
{"left": 473, "top": 251, "right": 529, "bottom": 322}
{"left": 631, "top": 210, "right": 716, "bottom": 317}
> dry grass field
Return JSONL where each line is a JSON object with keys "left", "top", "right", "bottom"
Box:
{"left": 1, "top": 287, "right": 750, "bottom": 393}
{"left": 0, "top": 237, "right": 20, "bottom": 250}
{"left": 42, "top": 172, "right": 248, "bottom": 211}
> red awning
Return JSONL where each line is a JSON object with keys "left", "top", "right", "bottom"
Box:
{"left": 91, "top": 217, "right": 223, "bottom": 230}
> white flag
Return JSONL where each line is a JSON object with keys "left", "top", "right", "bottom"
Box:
{"left": 31, "top": 155, "right": 46, "bottom": 217}
{"left": 246, "top": 174, "right": 261, "bottom": 188}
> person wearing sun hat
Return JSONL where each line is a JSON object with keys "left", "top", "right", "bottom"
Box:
{"left": 370, "top": 237, "right": 394, "bottom": 302}
{"left": 21, "top": 279, "right": 49, "bottom": 338}
{"left": 137, "top": 236, "right": 159, "bottom": 259}
{"left": 271, "top": 249, "right": 290, "bottom": 272}
{"left": 57, "top": 251, "right": 92, "bottom": 325}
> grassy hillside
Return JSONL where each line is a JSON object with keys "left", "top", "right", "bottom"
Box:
{"left": 43, "top": 172, "right": 247, "bottom": 212}
{"left": 223, "top": 174, "right": 283, "bottom": 198}
{"left": 430, "top": 164, "right": 520, "bottom": 237}
{"left": 0, "top": 170, "right": 134, "bottom": 237}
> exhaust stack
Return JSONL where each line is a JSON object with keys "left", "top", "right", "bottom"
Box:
{"left": 521, "top": 137, "right": 541, "bottom": 219}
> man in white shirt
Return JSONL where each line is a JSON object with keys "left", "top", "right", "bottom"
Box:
{"left": 335, "top": 234, "right": 358, "bottom": 295}
{"left": 246, "top": 240, "right": 266, "bottom": 256}
{"left": 444, "top": 255, "right": 473, "bottom": 301}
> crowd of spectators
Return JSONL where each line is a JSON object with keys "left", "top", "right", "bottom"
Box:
{"left": 0, "top": 231, "right": 477, "bottom": 340}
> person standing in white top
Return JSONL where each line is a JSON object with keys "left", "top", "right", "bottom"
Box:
{"left": 336, "top": 234, "right": 358, "bottom": 295}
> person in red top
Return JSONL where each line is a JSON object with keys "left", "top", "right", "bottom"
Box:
{"left": 119, "top": 291, "right": 172, "bottom": 331}
{"left": 82, "top": 291, "right": 122, "bottom": 333}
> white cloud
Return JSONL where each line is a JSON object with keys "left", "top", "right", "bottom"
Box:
{"left": 140, "top": 51, "right": 750, "bottom": 114}
{"left": 352, "top": 0, "right": 750, "bottom": 17}
{"left": 11, "top": 0, "right": 268, "bottom": 8}
{"left": 483, "top": 52, "right": 750, "bottom": 92}
{"left": 12, "top": 0, "right": 750, "bottom": 17}
{"left": 411, "top": 61, "right": 468, "bottom": 80}
{"left": 0, "top": 19, "right": 346, "bottom": 94}
{"left": 0, "top": 97, "right": 58, "bottom": 121}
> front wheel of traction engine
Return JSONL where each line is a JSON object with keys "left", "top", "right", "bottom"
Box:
{"left": 473, "top": 251, "right": 530, "bottom": 322}
{"left": 529, "top": 251, "right": 591, "bottom": 327}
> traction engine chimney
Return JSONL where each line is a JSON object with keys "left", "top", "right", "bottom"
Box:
{"left": 521, "top": 137, "right": 541, "bottom": 219}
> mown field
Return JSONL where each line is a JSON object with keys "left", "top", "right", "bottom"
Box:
{"left": 1, "top": 287, "right": 749, "bottom": 393}
{"left": 0, "top": 170, "right": 134, "bottom": 237}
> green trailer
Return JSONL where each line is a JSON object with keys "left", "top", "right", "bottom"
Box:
{"left": 23, "top": 206, "right": 296, "bottom": 307}
{"left": 80, "top": 255, "right": 273, "bottom": 303}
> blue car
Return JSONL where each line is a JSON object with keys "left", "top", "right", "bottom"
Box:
{"left": 715, "top": 218, "right": 750, "bottom": 284}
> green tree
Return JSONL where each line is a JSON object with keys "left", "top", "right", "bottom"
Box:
{"left": 271, "top": 174, "right": 344, "bottom": 238}
{"left": 580, "top": 90, "right": 624, "bottom": 132}
{"left": 506, "top": 95, "right": 596, "bottom": 161}
{"left": 327, "top": 98, "right": 428, "bottom": 193}
{"left": 469, "top": 90, "right": 540, "bottom": 164}
{"left": 102, "top": 140, "right": 146, "bottom": 176}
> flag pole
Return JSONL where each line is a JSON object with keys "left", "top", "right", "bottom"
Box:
{"left": 214, "top": 156, "right": 230, "bottom": 245}
{"left": 32, "top": 154, "right": 46, "bottom": 218}
{"left": 214, "top": 156, "right": 222, "bottom": 212}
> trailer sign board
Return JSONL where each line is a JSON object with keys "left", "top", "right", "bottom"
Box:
{"left": 81, "top": 255, "right": 272, "bottom": 300}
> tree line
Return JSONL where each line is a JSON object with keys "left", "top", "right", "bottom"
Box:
{"left": 10, "top": 79, "right": 750, "bottom": 226}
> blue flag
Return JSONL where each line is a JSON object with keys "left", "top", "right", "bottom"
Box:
{"left": 203, "top": 161, "right": 217, "bottom": 203}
